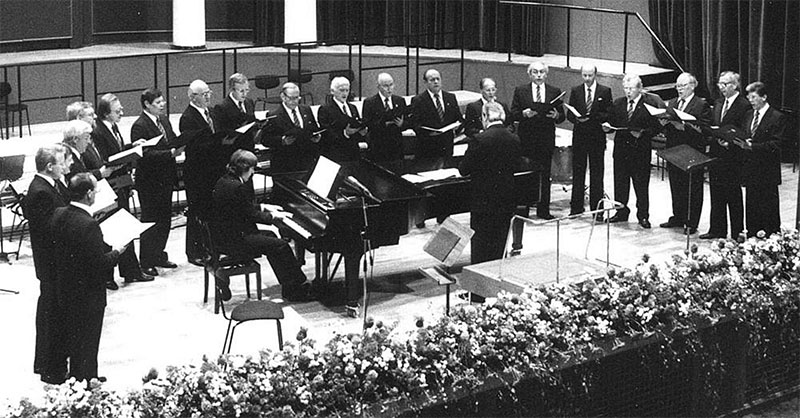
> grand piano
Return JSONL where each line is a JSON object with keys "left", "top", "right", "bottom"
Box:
{"left": 272, "top": 159, "right": 426, "bottom": 291}
{"left": 272, "top": 154, "right": 540, "bottom": 297}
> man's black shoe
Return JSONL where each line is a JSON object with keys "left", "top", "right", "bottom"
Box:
{"left": 40, "top": 373, "right": 66, "bottom": 385}
{"left": 659, "top": 220, "right": 684, "bottom": 228}
{"left": 639, "top": 219, "right": 652, "bottom": 229}
{"left": 569, "top": 210, "right": 584, "bottom": 217}
{"left": 217, "top": 281, "right": 232, "bottom": 301}
{"left": 607, "top": 214, "right": 628, "bottom": 223}
{"left": 155, "top": 260, "right": 178, "bottom": 268}
{"left": 699, "top": 232, "right": 723, "bottom": 240}
{"left": 141, "top": 267, "right": 159, "bottom": 277}
{"left": 124, "top": 272, "right": 155, "bottom": 283}
{"left": 106, "top": 280, "right": 119, "bottom": 291}
{"left": 187, "top": 258, "right": 204, "bottom": 267}
{"left": 537, "top": 213, "right": 556, "bottom": 220}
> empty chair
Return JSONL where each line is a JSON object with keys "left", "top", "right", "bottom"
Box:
{"left": 288, "top": 69, "right": 314, "bottom": 104}
{"left": 254, "top": 75, "right": 283, "bottom": 111}
{"left": 0, "top": 82, "right": 31, "bottom": 138}
{"left": 217, "top": 285, "right": 284, "bottom": 354}
{"left": 199, "top": 220, "right": 262, "bottom": 314}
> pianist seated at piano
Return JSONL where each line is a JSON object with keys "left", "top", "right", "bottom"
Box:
{"left": 210, "top": 149, "right": 313, "bottom": 302}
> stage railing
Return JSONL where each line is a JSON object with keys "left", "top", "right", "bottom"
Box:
{"left": 500, "top": 198, "right": 625, "bottom": 283}
{"left": 499, "top": 1, "right": 684, "bottom": 74}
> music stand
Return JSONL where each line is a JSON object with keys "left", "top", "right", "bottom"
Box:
{"left": 0, "top": 155, "right": 25, "bottom": 294}
{"left": 657, "top": 144, "right": 716, "bottom": 251}
{"left": 419, "top": 217, "right": 473, "bottom": 315}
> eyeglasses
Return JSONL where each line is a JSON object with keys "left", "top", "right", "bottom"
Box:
{"left": 284, "top": 95, "right": 301, "bottom": 101}
{"left": 194, "top": 90, "right": 212, "bottom": 97}
{"left": 717, "top": 82, "right": 732, "bottom": 86}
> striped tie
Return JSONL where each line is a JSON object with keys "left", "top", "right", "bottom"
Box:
{"left": 751, "top": 111, "right": 761, "bottom": 134}
{"left": 204, "top": 108, "right": 215, "bottom": 133}
{"left": 585, "top": 88, "right": 593, "bottom": 115}
{"left": 292, "top": 109, "right": 301, "bottom": 127}
{"left": 434, "top": 94, "right": 444, "bottom": 121}
{"left": 627, "top": 100, "right": 635, "bottom": 120}
{"left": 536, "top": 85, "right": 542, "bottom": 103}
{"left": 720, "top": 99, "right": 730, "bottom": 121}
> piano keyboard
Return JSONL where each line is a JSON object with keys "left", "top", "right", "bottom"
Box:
{"left": 281, "top": 217, "right": 312, "bottom": 240}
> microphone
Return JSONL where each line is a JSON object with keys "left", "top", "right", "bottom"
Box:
{"left": 345, "top": 175, "right": 377, "bottom": 201}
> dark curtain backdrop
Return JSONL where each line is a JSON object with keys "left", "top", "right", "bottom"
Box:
{"left": 649, "top": 0, "right": 798, "bottom": 111}
{"left": 254, "top": 0, "right": 285, "bottom": 45}
{"left": 316, "top": 0, "right": 545, "bottom": 56}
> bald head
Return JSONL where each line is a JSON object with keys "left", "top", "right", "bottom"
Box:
{"left": 377, "top": 73, "right": 395, "bottom": 97}
{"left": 188, "top": 79, "right": 212, "bottom": 108}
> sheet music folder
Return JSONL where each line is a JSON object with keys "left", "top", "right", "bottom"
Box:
{"left": 656, "top": 144, "right": 715, "bottom": 173}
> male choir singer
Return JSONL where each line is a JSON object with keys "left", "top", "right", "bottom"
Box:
{"left": 567, "top": 65, "right": 612, "bottom": 220}
{"left": 511, "top": 61, "right": 566, "bottom": 220}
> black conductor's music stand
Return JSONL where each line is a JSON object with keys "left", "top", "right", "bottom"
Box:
{"left": 657, "top": 144, "right": 715, "bottom": 251}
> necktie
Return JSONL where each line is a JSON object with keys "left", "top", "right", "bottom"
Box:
{"left": 434, "top": 94, "right": 444, "bottom": 121}
{"left": 751, "top": 110, "right": 761, "bottom": 134}
{"left": 720, "top": 99, "right": 730, "bottom": 121}
{"left": 627, "top": 100, "right": 635, "bottom": 120}
{"left": 384, "top": 97, "right": 391, "bottom": 111}
{"left": 341, "top": 103, "right": 349, "bottom": 117}
{"left": 204, "top": 108, "right": 215, "bottom": 133}
{"left": 156, "top": 118, "right": 166, "bottom": 137}
{"left": 239, "top": 101, "right": 246, "bottom": 114}
{"left": 112, "top": 123, "right": 123, "bottom": 148}
{"left": 677, "top": 99, "right": 685, "bottom": 112}
{"left": 292, "top": 109, "right": 301, "bottom": 127}
{"left": 536, "top": 85, "right": 542, "bottom": 103}
{"left": 585, "top": 88, "right": 593, "bottom": 114}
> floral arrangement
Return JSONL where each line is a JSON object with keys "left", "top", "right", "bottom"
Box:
{"left": 3, "top": 230, "right": 799, "bottom": 417}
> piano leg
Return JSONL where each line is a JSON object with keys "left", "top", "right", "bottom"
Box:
{"left": 343, "top": 252, "right": 363, "bottom": 307}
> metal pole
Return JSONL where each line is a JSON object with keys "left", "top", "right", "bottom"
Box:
{"left": 566, "top": 9, "right": 571, "bottom": 69}
{"left": 222, "top": 49, "right": 227, "bottom": 96}
{"left": 556, "top": 219, "right": 561, "bottom": 283}
{"left": 165, "top": 54, "right": 171, "bottom": 115}
{"left": 153, "top": 55, "right": 158, "bottom": 89}
{"left": 622, "top": 14, "right": 629, "bottom": 74}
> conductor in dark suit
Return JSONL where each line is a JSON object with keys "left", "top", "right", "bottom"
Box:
{"left": 51, "top": 173, "right": 125, "bottom": 383}
{"left": 131, "top": 88, "right": 183, "bottom": 276}
{"left": 262, "top": 82, "right": 322, "bottom": 173}
{"left": 317, "top": 76, "right": 368, "bottom": 163}
{"left": 459, "top": 102, "right": 523, "bottom": 265}
{"left": 411, "top": 69, "right": 464, "bottom": 164}
{"left": 567, "top": 65, "right": 612, "bottom": 219}
{"left": 463, "top": 78, "right": 512, "bottom": 138}
{"left": 213, "top": 73, "right": 257, "bottom": 153}
{"left": 700, "top": 71, "right": 749, "bottom": 239}
{"left": 658, "top": 72, "right": 712, "bottom": 234}
{"left": 211, "top": 150, "right": 311, "bottom": 301}
{"left": 93, "top": 93, "right": 153, "bottom": 285}
{"left": 511, "top": 61, "right": 566, "bottom": 220}
{"left": 736, "top": 82, "right": 787, "bottom": 237}
{"left": 24, "top": 145, "right": 70, "bottom": 384}
{"left": 181, "top": 79, "right": 234, "bottom": 264}
{"left": 603, "top": 74, "right": 665, "bottom": 228}
{"left": 362, "top": 73, "right": 409, "bottom": 171}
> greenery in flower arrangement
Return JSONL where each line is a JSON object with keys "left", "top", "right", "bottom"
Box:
{"left": 3, "top": 230, "right": 799, "bottom": 417}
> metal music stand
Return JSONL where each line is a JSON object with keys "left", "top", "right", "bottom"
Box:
{"left": 657, "top": 144, "right": 716, "bottom": 251}
{"left": 0, "top": 155, "right": 25, "bottom": 294}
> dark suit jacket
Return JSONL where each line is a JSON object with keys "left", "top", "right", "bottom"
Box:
{"left": 463, "top": 99, "right": 511, "bottom": 138}
{"left": 663, "top": 95, "right": 712, "bottom": 150}
{"left": 213, "top": 96, "right": 257, "bottom": 152}
{"left": 411, "top": 90, "right": 463, "bottom": 158}
{"left": 459, "top": 124, "right": 523, "bottom": 214}
{"left": 23, "top": 175, "right": 68, "bottom": 281}
{"left": 607, "top": 93, "right": 665, "bottom": 160}
{"left": 50, "top": 205, "right": 119, "bottom": 309}
{"left": 211, "top": 173, "right": 273, "bottom": 254}
{"left": 131, "top": 112, "right": 181, "bottom": 193}
{"left": 317, "top": 99, "right": 364, "bottom": 163}
{"left": 91, "top": 121, "right": 134, "bottom": 189}
{"left": 180, "top": 105, "right": 233, "bottom": 216}
{"left": 707, "top": 94, "right": 750, "bottom": 185}
{"left": 66, "top": 146, "right": 96, "bottom": 182}
{"left": 511, "top": 83, "right": 566, "bottom": 155}
{"left": 741, "top": 106, "right": 787, "bottom": 186}
{"left": 262, "top": 104, "right": 321, "bottom": 173}
{"left": 80, "top": 143, "right": 105, "bottom": 181}
{"left": 567, "top": 83, "right": 613, "bottom": 148}
{"left": 362, "top": 93, "right": 409, "bottom": 162}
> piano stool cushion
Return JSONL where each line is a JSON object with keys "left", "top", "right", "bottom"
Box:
{"left": 231, "top": 300, "right": 285, "bottom": 322}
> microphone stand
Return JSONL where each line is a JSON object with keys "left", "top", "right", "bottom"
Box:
{"left": 358, "top": 195, "right": 374, "bottom": 329}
